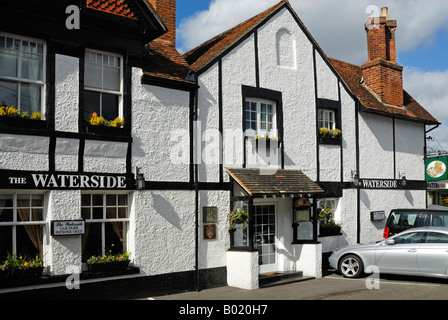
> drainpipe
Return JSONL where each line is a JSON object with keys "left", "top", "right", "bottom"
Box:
{"left": 192, "top": 74, "right": 200, "bottom": 292}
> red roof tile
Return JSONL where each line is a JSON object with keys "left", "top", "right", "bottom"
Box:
{"left": 87, "top": 0, "right": 136, "bottom": 19}
{"left": 328, "top": 57, "right": 439, "bottom": 124}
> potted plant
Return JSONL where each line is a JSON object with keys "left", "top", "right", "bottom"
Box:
{"left": 254, "top": 133, "right": 279, "bottom": 150}
{"left": 227, "top": 209, "right": 249, "bottom": 231}
{"left": 86, "top": 251, "right": 131, "bottom": 273}
{"left": 86, "top": 112, "right": 125, "bottom": 135}
{"left": 329, "top": 128, "right": 342, "bottom": 138}
{"left": 0, "top": 253, "right": 44, "bottom": 280}
{"left": 319, "top": 220, "right": 342, "bottom": 236}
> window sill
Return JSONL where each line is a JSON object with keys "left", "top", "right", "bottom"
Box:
{"left": 318, "top": 136, "right": 341, "bottom": 145}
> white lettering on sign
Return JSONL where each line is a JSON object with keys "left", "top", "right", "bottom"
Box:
{"left": 31, "top": 174, "right": 126, "bottom": 189}
{"left": 9, "top": 177, "right": 27, "bottom": 184}
{"left": 361, "top": 179, "right": 398, "bottom": 189}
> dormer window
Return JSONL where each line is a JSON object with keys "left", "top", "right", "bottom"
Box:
{"left": 84, "top": 49, "right": 123, "bottom": 121}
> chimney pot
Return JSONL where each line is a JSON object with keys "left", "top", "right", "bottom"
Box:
{"left": 381, "top": 7, "right": 388, "bottom": 19}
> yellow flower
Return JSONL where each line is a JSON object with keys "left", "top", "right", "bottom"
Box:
{"left": 110, "top": 117, "right": 124, "bottom": 128}
{"left": 23, "top": 261, "right": 29, "bottom": 267}
{"left": 31, "top": 111, "right": 42, "bottom": 120}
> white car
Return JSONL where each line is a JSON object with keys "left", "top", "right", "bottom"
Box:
{"left": 329, "top": 227, "right": 448, "bottom": 279}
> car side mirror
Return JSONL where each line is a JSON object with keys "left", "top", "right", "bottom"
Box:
{"left": 385, "top": 239, "right": 395, "bottom": 245}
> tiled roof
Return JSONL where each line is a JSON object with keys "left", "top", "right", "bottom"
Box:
{"left": 183, "top": 1, "right": 287, "bottom": 73}
{"left": 328, "top": 57, "right": 439, "bottom": 124}
{"left": 142, "top": 38, "right": 196, "bottom": 86}
{"left": 87, "top": 0, "right": 136, "bottom": 19}
{"left": 226, "top": 168, "right": 324, "bottom": 196}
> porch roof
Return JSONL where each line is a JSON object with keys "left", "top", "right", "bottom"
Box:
{"left": 226, "top": 168, "right": 324, "bottom": 197}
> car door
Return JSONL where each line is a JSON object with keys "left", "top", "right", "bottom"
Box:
{"left": 375, "top": 231, "right": 425, "bottom": 274}
{"left": 417, "top": 232, "right": 448, "bottom": 276}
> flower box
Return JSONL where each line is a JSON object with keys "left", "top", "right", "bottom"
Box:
{"left": 0, "top": 117, "right": 47, "bottom": 130}
{"left": 85, "top": 125, "right": 125, "bottom": 136}
{"left": 0, "top": 267, "right": 44, "bottom": 281}
{"left": 87, "top": 260, "right": 130, "bottom": 273}
{"left": 319, "top": 226, "right": 342, "bottom": 237}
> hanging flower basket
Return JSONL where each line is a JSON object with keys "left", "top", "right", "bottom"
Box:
{"left": 227, "top": 209, "right": 249, "bottom": 231}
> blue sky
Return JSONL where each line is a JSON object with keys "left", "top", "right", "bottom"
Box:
{"left": 175, "top": 0, "right": 448, "bottom": 152}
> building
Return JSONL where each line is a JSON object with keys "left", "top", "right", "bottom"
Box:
{"left": 0, "top": 0, "right": 439, "bottom": 297}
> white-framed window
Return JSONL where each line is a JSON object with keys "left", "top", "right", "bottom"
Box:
{"left": 81, "top": 193, "right": 129, "bottom": 260}
{"left": 318, "top": 109, "right": 335, "bottom": 130}
{"left": 244, "top": 98, "right": 277, "bottom": 137}
{"left": 0, "top": 193, "right": 45, "bottom": 260}
{"left": 0, "top": 33, "right": 46, "bottom": 116}
{"left": 84, "top": 49, "right": 123, "bottom": 121}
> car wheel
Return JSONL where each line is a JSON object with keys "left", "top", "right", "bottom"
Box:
{"left": 339, "top": 254, "right": 364, "bottom": 278}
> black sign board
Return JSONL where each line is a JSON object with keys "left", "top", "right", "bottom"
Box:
{"left": 1, "top": 171, "right": 131, "bottom": 190}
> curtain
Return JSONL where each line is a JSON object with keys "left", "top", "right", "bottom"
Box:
{"left": 17, "top": 200, "right": 43, "bottom": 255}
{"left": 106, "top": 208, "right": 123, "bottom": 243}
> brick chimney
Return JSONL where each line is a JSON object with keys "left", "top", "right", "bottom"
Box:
{"left": 148, "top": 0, "right": 176, "bottom": 45}
{"left": 361, "top": 7, "right": 403, "bottom": 106}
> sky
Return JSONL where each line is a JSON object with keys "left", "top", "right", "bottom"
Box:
{"left": 175, "top": 0, "right": 448, "bottom": 153}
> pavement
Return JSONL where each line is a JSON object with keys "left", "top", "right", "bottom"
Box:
{"left": 147, "top": 271, "right": 448, "bottom": 301}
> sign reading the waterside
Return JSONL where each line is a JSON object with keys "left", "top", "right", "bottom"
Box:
{"left": 360, "top": 179, "right": 399, "bottom": 189}
{"left": 3, "top": 172, "right": 129, "bottom": 189}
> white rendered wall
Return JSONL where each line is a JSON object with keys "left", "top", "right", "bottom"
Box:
{"left": 129, "top": 190, "right": 196, "bottom": 275}
{"left": 132, "top": 68, "right": 190, "bottom": 182}
{"left": 395, "top": 119, "right": 425, "bottom": 180}
{"left": 226, "top": 251, "right": 259, "bottom": 290}
{"left": 45, "top": 190, "right": 82, "bottom": 276}
{"left": 198, "top": 190, "right": 230, "bottom": 269}
{"left": 83, "top": 140, "right": 127, "bottom": 173}
{"left": 0, "top": 134, "right": 49, "bottom": 171}
{"left": 359, "top": 113, "right": 394, "bottom": 179}
{"left": 55, "top": 54, "right": 79, "bottom": 133}
{"left": 198, "top": 64, "right": 221, "bottom": 182}
{"left": 258, "top": 8, "right": 317, "bottom": 179}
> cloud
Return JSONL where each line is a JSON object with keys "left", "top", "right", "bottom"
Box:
{"left": 177, "top": 0, "right": 275, "bottom": 53}
{"left": 404, "top": 67, "right": 448, "bottom": 151}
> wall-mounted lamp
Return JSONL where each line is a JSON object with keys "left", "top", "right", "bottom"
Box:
{"left": 351, "top": 170, "right": 360, "bottom": 187}
{"left": 399, "top": 172, "right": 406, "bottom": 188}
{"left": 136, "top": 167, "right": 145, "bottom": 190}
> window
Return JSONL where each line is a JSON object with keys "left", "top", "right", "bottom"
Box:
{"left": 318, "top": 109, "right": 335, "bottom": 130}
{"left": 393, "top": 232, "right": 425, "bottom": 244}
{"left": 84, "top": 50, "right": 122, "bottom": 121}
{"left": 81, "top": 193, "right": 129, "bottom": 260}
{"left": 0, "top": 193, "right": 45, "bottom": 260}
{"left": 0, "top": 33, "right": 46, "bottom": 115}
{"left": 425, "top": 232, "right": 448, "bottom": 243}
{"left": 244, "top": 99, "right": 276, "bottom": 137}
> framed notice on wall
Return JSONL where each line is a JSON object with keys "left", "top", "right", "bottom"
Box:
{"left": 51, "top": 220, "right": 85, "bottom": 236}
{"left": 202, "top": 207, "right": 218, "bottom": 240}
